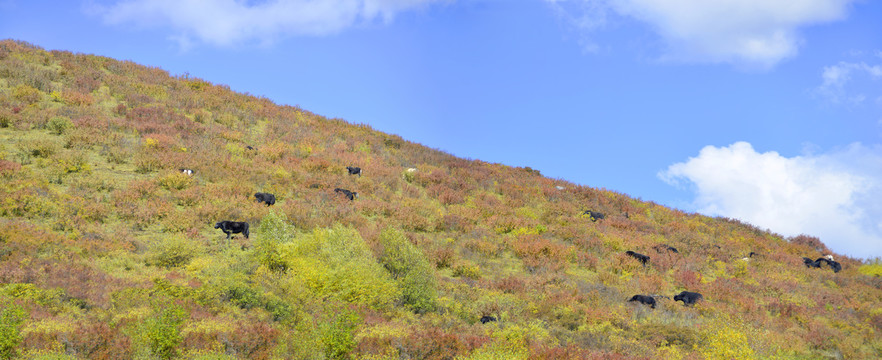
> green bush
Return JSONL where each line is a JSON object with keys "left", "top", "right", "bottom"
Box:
{"left": 378, "top": 228, "right": 437, "bottom": 313}
{"left": 278, "top": 225, "right": 401, "bottom": 309}
{"left": 0, "top": 302, "right": 25, "bottom": 360}
{"left": 452, "top": 263, "right": 482, "bottom": 280}
{"left": 254, "top": 210, "right": 295, "bottom": 271}
{"left": 140, "top": 302, "right": 187, "bottom": 360}
{"left": 320, "top": 306, "right": 361, "bottom": 360}
{"left": 146, "top": 235, "right": 202, "bottom": 268}
{"left": 134, "top": 153, "right": 161, "bottom": 173}
{"left": 46, "top": 116, "right": 73, "bottom": 135}
{"left": 17, "top": 136, "right": 59, "bottom": 159}
{"left": 0, "top": 110, "right": 12, "bottom": 128}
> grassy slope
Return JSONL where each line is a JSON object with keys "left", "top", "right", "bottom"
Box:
{"left": 0, "top": 39, "right": 880, "bottom": 360}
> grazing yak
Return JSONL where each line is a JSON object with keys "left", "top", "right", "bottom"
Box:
{"left": 346, "top": 166, "right": 362, "bottom": 176}
{"left": 803, "top": 257, "right": 821, "bottom": 268}
{"left": 254, "top": 192, "right": 276, "bottom": 206}
{"left": 479, "top": 316, "right": 497, "bottom": 324}
{"left": 654, "top": 244, "right": 679, "bottom": 254}
{"left": 673, "top": 291, "right": 703, "bottom": 306}
{"left": 334, "top": 188, "right": 358, "bottom": 201}
{"left": 741, "top": 251, "right": 759, "bottom": 261}
{"left": 215, "top": 221, "right": 249, "bottom": 239}
{"left": 625, "top": 251, "right": 650, "bottom": 267}
{"left": 628, "top": 295, "right": 657, "bottom": 309}
{"left": 814, "top": 257, "right": 842, "bottom": 273}
{"left": 583, "top": 210, "right": 605, "bottom": 221}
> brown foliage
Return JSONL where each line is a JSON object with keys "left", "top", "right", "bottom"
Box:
{"left": 399, "top": 327, "right": 488, "bottom": 360}
{"left": 63, "top": 322, "right": 133, "bottom": 360}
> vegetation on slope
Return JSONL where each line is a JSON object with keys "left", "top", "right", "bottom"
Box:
{"left": 0, "top": 39, "right": 881, "bottom": 359}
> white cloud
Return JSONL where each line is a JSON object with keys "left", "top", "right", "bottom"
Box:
{"left": 545, "top": 0, "right": 857, "bottom": 68}
{"left": 814, "top": 60, "right": 882, "bottom": 105}
{"left": 660, "top": 141, "right": 882, "bottom": 258}
{"left": 96, "top": 0, "right": 445, "bottom": 47}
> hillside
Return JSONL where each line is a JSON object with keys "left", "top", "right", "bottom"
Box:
{"left": 0, "top": 39, "right": 880, "bottom": 360}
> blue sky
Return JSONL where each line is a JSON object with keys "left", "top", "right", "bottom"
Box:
{"left": 2, "top": 0, "right": 881, "bottom": 258}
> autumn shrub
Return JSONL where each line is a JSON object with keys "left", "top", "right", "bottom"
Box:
{"left": 399, "top": 327, "right": 481, "bottom": 360}
{"left": 509, "top": 235, "right": 568, "bottom": 273}
{"left": 222, "top": 322, "right": 280, "bottom": 360}
{"left": 0, "top": 109, "right": 12, "bottom": 128}
{"left": 101, "top": 142, "right": 132, "bottom": 165}
{"left": 175, "top": 186, "right": 204, "bottom": 207}
{"left": 788, "top": 234, "right": 831, "bottom": 254}
{"left": 430, "top": 246, "right": 456, "bottom": 269}
{"left": 463, "top": 237, "right": 501, "bottom": 258}
{"left": 67, "top": 172, "right": 117, "bottom": 192}
{"left": 635, "top": 323, "right": 700, "bottom": 348}
{"left": 159, "top": 171, "right": 194, "bottom": 190}
{"left": 493, "top": 276, "right": 526, "bottom": 294}
{"left": 13, "top": 84, "right": 42, "bottom": 104}
{"left": 453, "top": 263, "right": 482, "bottom": 280}
{"left": 134, "top": 152, "right": 161, "bottom": 173}
{"left": 57, "top": 90, "right": 95, "bottom": 106}
{"left": 48, "top": 149, "right": 91, "bottom": 182}
{"left": 62, "top": 321, "right": 132, "bottom": 359}
{"left": 161, "top": 209, "right": 200, "bottom": 233}
{"left": 428, "top": 184, "right": 465, "bottom": 205}
{"left": 378, "top": 228, "right": 437, "bottom": 313}
{"left": 146, "top": 234, "right": 202, "bottom": 268}
{"left": 441, "top": 214, "right": 473, "bottom": 232}
{"left": 394, "top": 199, "right": 437, "bottom": 232}
{"left": 0, "top": 160, "right": 21, "bottom": 178}
{"left": 18, "top": 136, "right": 60, "bottom": 160}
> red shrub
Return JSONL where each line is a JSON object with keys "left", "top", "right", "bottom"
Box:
{"left": 63, "top": 321, "right": 133, "bottom": 360}
{"left": 222, "top": 322, "right": 280, "bottom": 360}
{"left": 0, "top": 159, "right": 21, "bottom": 177}
{"left": 674, "top": 269, "right": 701, "bottom": 289}
{"left": 399, "top": 328, "right": 487, "bottom": 360}
{"left": 788, "top": 234, "right": 832, "bottom": 254}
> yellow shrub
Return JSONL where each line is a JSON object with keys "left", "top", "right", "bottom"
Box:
{"left": 13, "top": 84, "right": 42, "bottom": 104}
{"left": 276, "top": 225, "right": 401, "bottom": 310}
{"left": 700, "top": 319, "right": 755, "bottom": 360}
{"left": 159, "top": 172, "right": 194, "bottom": 190}
{"left": 858, "top": 263, "right": 882, "bottom": 277}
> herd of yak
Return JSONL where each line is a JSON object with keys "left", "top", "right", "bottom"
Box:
{"left": 211, "top": 165, "right": 362, "bottom": 240}
{"left": 195, "top": 161, "right": 842, "bottom": 320}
